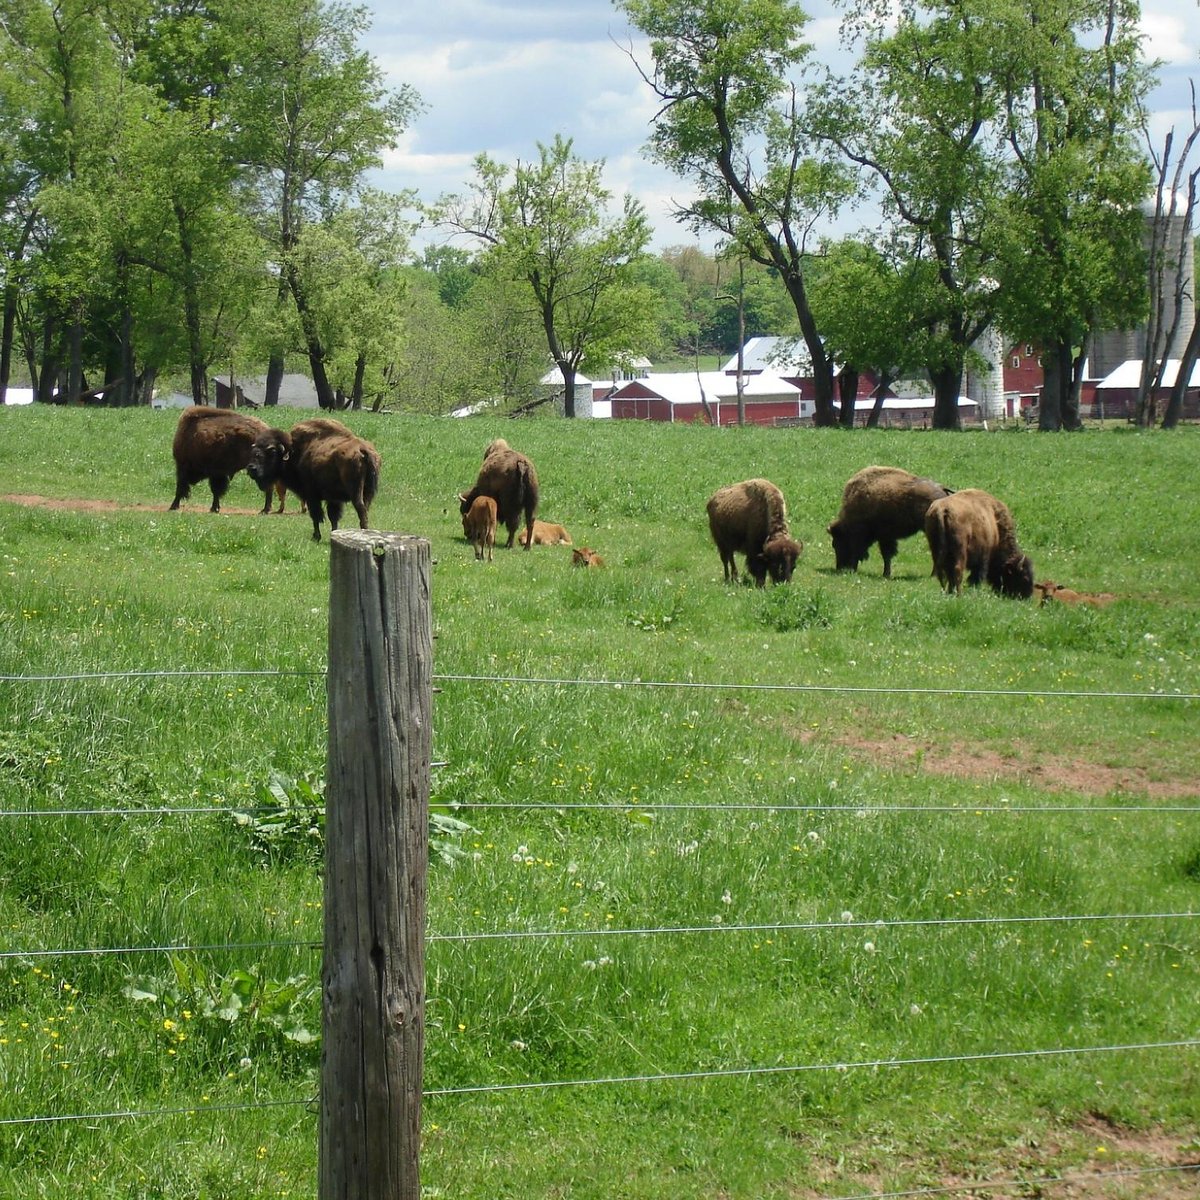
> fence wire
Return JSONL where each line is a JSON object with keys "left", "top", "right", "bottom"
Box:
{"left": 4, "top": 909, "right": 1196, "bottom": 963}
{"left": 2, "top": 666, "right": 1196, "bottom": 702}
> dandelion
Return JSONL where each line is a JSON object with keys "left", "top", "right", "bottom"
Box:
{"left": 239, "top": 1056, "right": 252, "bottom": 1071}
{"left": 806, "top": 831, "right": 820, "bottom": 843}
{"left": 510, "top": 1040, "right": 527, "bottom": 1051}
{"left": 841, "top": 911, "right": 854, "bottom": 923}
{"left": 863, "top": 941, "right": 876, "bottom": 953}
{"left": 721, "top": 889, "right": 733, "bottom": 905}
{"left": 910, "top": 1004, "right": 922, "bottom": 1016}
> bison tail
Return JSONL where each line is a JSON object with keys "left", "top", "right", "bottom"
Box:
{"left": 362, "top": 449, "right": 381, "bottom": 503}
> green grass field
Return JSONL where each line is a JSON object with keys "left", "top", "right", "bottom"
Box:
{"left": 0, "top": 405, "right": 1197, "bottom": 1198}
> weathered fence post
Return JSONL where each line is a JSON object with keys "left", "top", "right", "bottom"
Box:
{"left": 320, "top": 531, "right": 431, "bottom": 1200}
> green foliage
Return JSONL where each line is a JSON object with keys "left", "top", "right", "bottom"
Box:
{"left": 123, "top": 956, "right": 320, "bottom": 1051}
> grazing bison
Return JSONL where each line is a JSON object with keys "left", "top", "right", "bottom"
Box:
{"left": 828, "top": 464, "right": 952, "bottom": 578}
{"left": 458, "top": 440, "right": 539, "bottom": 550}
{"left": 462, "top": 495, "right": 498, "bottom": 562}
{"left": 924, "top": 488, "right": 1034, "bottom": 599}
{"left": 531, "top": 520, "right": 572, "bottom": 545}
{"left": 169, "top": 406, "right": 273, "bottom": 514}
{"left": 706, "top": 478, "right": 803, "bottom": 587}
{"left": 1033, "top": 580, "right": 1117, "bottom": 608}
{"left": 571, "top": 547, "right": 605, "bottom": 568}
{"left": 246, "top": 423, "right": 381, "bottom": 542}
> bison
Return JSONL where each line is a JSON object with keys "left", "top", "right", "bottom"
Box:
{"left": 169, "top": 406, "right": 273, "bottom": 514}
{"left": 706, "top": 478, "right": 803, "bottom": 587}
{"left": 531, "top": 520, "right": 572, "bottom": 545}
{"left": 828, "top": 464, "right": 952, "bottom": 578}
{"left": 462, "top": 495, "right": 498, "bottom": 562}
{"left": 246, "top": 422, "right": 381, "bottom": 542}
{"left": 571, "top": 547, "right": 605, "bottom": 568}
{"left": 924, "top": 488, "right": 1034, "bottom": 599}
{"left": 458, "top": 440, "right": 539, "bottom": 550}
{"left": 1033, "top": 580, "right": 1117, "bottom": 608}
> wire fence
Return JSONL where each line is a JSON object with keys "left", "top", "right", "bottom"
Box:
{"left": 2, "top": 664, "right": 1197, "bottom": 1198}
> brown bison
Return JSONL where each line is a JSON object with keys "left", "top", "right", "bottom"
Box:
{"left": 1033, "top": 580, "right": 1117, "bottom": 608}
{"left": 707, "top": 478, "right": 803, "bottom": 587}
{"left": 571, "top": 547, "right": 605, "bottom": 568}
{"left": 462, "top": 495, "right": 498, "bottom": 562}
{"left": 828, "top": 464, "right": 952, "bottom": 578}
{"left": 246, "top": 422, "right": 381, "bottom": 542}
{"left": 924, "top": 489, "right": 1034, "bottom": 599}
{"left": 169, "top": 406, "right": 273, "bottom": 514}
{"left": 458, "top": 439, "right": 539, "bottom": 550}
{"left": 531, "top": 519, "right": 572, "bottom": 545}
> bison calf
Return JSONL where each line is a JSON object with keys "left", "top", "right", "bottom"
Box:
{"left": 572, "top": 547, "right": 605, "bottom": 568}
{"left": 247, "top": 423, "right": 381, "bottom": 542}
{"left": 924, "top": 489, "right": 1034, "bottom": 599}
{"left": 462, "top": 496, "right": 498, "bottom": 561}
{"left": 707, "top": 478, "right": 803, "bottom": 587}
{"left": 169, "top": 406, "right": 274, "bottom": 514}
{"left": 531, "top": 520, "right": 572, "bottom": 545}
{"left": 828, "top": 464, "right": 952, "bottom": 578}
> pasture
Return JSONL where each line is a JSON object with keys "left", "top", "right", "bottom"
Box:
{"left": 0, "top": 405, "right": 1198, "bottom": 1199}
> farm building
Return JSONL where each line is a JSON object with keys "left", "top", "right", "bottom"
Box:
{"left": 609, "top": 369, "right": 813, "bottom": 425}
{"left": 1091, "top": 358, "right": 1200, "bottom": 419}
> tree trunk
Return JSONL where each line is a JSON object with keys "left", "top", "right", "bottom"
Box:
{"left": 351, "top": 353, "right": 366, "bottom": 410}
{"left": 865, "top": 371, "right": 894, "bottom": 430}
{"left": 265, "top": 353, "right": 285, "bottom": 406}
{"left": 560, "top": 361, "right": 576, "bottom": 418}
{"left": 838, "top": 366, "right": 859, "bottom": 428}
{"left": 0, "top": 210, "right": 36, "bottom": 405}
{"left": 929, "top": 363, "right": 962, "bottom": 430}
{"left": 67, "top": 305, "right": 85, "bottom": 406}
{"left": 1162, "top": 315, "right": 1199, "bottom": 429}
{"left": 175, "top": 202, "right": 209, "bottom": 406}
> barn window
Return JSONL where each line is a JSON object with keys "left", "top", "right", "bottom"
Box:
{"left": 1012, "top": 356, "right": 1021, "bottom": 369}
{"left": 1025, "top": 343, "right": 1034, "bottom": 355}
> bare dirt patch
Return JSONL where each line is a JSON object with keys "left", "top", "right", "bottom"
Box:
{"left": 1, "top": 492, "right": 282, "bottom": 517}
{"left": 796, "top": 1119, "right": 1199, "bottom": 1199}
{"left": 837, "top": 731, "right": 1199, "bottom": 800}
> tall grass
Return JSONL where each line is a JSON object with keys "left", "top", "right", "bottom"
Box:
{"left": 0, "top": 407, "right": 1197, "bottom": 1198}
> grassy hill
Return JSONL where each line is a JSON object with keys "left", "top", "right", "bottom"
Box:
{"left": 0, "top": 406, "right": 1197, "bottom": 1198}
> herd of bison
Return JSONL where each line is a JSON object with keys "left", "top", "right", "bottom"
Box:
{"left": 168, "top": 405, "right": 1114, "bottom": 607}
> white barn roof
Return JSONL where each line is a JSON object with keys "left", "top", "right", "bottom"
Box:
{"left": 1096, "top": 359, "right": 1200, "bottom": 389}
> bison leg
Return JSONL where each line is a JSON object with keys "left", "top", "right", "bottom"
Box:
{"left": 273, "top": 481, "right": 287, "bottom": 514}
{"left": 351, "top": 496, "right": 370, "bottom": 529}
{"left": 208, "top": 473, "right": 231, "bottom": 513}
{"left": 879, "top": 536, "right": 899, "bottom": 578}
{"left": 307, "top": 499, "right": 326, "bottom": 541}
{"left": 258, "top": 485, "right": 276, "bottom": 516}
{"left": 503, "top": 516, "right": 519, "bottom": 549}
{"left": 327, "top": 500, "right": 345, "bottom": 532}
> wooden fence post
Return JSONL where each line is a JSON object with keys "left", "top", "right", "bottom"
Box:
{"left": 320, "top": 531, "right": 431, "bottom": 1200}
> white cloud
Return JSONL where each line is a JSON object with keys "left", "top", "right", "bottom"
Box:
{"left": 366, "top": 0, "right": 1198, "bottom": 253}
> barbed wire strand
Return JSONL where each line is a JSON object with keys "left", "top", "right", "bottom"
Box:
{"left": 5, "top": 909, "right": 1195, "bottom": 962}
{"left": 4, "top": 1038, "right": 1195, "bottom": 1129}
{"left": 421, "top": 1037, "right": 1200, "bottom": 1096}
{"left": 435, "top": 672, "right": 1199, "bottom": 703}
{"left": 823, "top": 1161, "right": 1200, "bottom": 1200}
{"left": 1, "top": 798, "right": 1196, "bottom": 820}
{"left": 2, "top": 667, "right": 1196, "bottom": 702}
{"left": 452, "top": 800, "right": 1200, "bottom": 814}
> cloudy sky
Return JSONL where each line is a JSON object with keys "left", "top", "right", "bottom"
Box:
{"left": 366, "top": 0, "right": 1199, "bottom": 252}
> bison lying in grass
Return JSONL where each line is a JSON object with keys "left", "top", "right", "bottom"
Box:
{"left": 924, "top": 488, "right": 1034, "bottom": 599}
{"left": 707, "top": 478, "right": 803, "bottom": 587}
{"left": 828, "top": 464, "right": 952, "bottom": 578}
{"left": 169, "top": 406, "right": 273, "bottom": 514}
{"left": 531, "top": 520, "right": 572, "bottom": 545}
{"left": 1033, "top": 580, "right": 1117, "bottom": 608}
{"left": 458, "top": 438, "right": 539, "bottom": 550}
{"left": 247, "top": 420, "right": 381, "bottom": 542}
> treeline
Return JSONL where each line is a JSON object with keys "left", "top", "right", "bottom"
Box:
{"left": 3, "top": 1, "right": 1194, "bottom": 429}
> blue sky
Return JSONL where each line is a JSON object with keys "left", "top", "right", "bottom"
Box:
{"left": 365, "top": 1, "right": 1199, "bottom": 252}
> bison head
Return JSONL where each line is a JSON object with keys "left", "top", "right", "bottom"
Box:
{"left": 246, "top": 430, "right": 291, "bottom": 491}
{"left": 997, "top": 552, "right": 1035, "bottom": 600}
{"left": 752, "top": 534, "right": 803, "bottom": 586}
{"left": 827, "top": 520, "right": 868, "bottom": 571}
